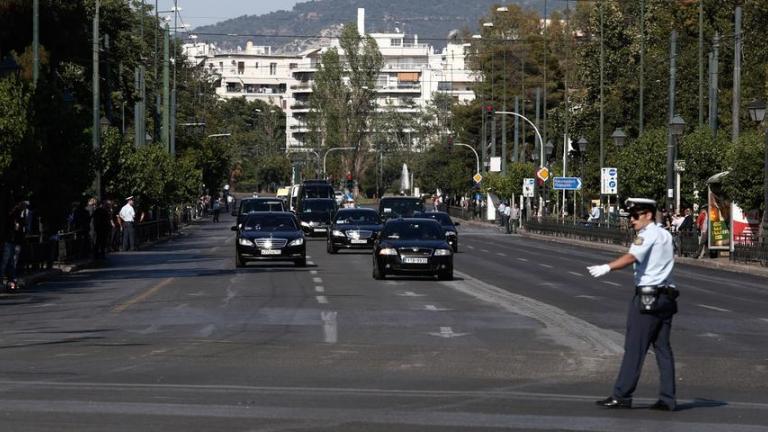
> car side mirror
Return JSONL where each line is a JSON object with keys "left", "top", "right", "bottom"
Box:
{"left": 231, "top": 226, "right": 238, "bottom": 231}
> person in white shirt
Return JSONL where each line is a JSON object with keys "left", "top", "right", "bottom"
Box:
{"left": 119, "top": 196, "right": 136, "bottom": 251}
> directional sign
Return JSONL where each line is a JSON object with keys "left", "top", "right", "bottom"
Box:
{"left": 552, "top": 176, "right": 583, "bottom": 190}
{"left": 523, "top": 178, "right": 535, "bottom": 197}
{"left": 601, "top": 167, "right": 618, "bottom": 195}
{"left": 473, "top": 173, "right": 483, "bottom": 183}
{"left": 536, "top": 167, "right": 550, "bottom": 182}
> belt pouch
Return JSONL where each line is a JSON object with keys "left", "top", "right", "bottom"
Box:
{"left": 637, "top": 286, "right": 659, "bottom": 313}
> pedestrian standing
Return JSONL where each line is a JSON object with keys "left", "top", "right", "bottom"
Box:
{"left": 92, "top": 200, "right": 112, "bottom": 259}
{"left": 504, "top": 203, "right": 513, "bottom": 233}
{"left": 119, "top": 196, "right": 136, "bottom": 251}
{"left": 498, "top": 201, "right": 507, "bottom": 226}
{"left": 212, "top": 197, "right": 221, "bottom": 222}
{"left": 1, "top": 201, "right": 28, "bottom": 289}
{"left": 587, "top": 198, "right": 679, "bottom": 411}
{"left": 696, "top": 206, "right": 709, "bottom": 259}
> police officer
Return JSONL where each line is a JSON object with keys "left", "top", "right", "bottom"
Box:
{"left": 587, "top": 198, "right": 679, "bottom": 411}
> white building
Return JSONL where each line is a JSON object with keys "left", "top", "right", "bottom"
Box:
{"left": 184, "top": 8, "right": 477, "bottom": 151}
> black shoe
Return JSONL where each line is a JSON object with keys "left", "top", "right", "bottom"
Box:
{"left": 649, "top": 400, "right": 675, "bottom": 411}
{"left": 595, "top": 397, "right": 632, "bottom": 408}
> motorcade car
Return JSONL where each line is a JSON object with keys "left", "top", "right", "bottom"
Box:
{"left": 378, "top": 196, "right": 424, "bottom": 221}
{"left": 232, "top": 212, "right": 306, "bottom": 267}
{"left": 372, "top": 218, "right": 453, "bottom": 280}
{"left": 327, "top": 208, "right": 383, "bottom": 253}
{"left": 414, "top": 211, "right": 460, "bottom": 252}
{"left": 289, "top": 181, "right": 335, "bottom": 213}
{"left": 297, "top": 198, "right": 337, "bottom": 236}
{"left": 232, "top": 197, "right": 286, "bottom": 225}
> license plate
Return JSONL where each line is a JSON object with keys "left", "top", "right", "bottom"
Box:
{"left": 403, "top": 257, "right": 428, "bottom": 264}
{"left": 314, "top": 228, "right": 326, "bottom": 232}
{"left": 351, "top": 239, "right": 368, "bottom": 244}
{"left": 261, "top": 249, "right": 281, "bottom": 255}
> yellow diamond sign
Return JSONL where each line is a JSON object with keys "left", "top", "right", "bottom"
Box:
{"left": 473, "top": 173, "right": 483, "bottom": 183}
{"left": 536, "top": 167, "right": 550, "bottom": 182}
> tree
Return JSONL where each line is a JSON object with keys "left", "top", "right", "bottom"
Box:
{"left": 723, "top": 131, "right": 765, "bottom": 213}
{"left": 0, "top": 76, "right": 29, "bottom": 174}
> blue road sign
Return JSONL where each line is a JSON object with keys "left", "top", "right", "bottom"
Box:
{"left": 552, "top": 177, "right": 583, "bottom": 190}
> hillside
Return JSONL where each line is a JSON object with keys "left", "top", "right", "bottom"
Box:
{"left": 192, "top": 0, "right": 565, "bottom": 53}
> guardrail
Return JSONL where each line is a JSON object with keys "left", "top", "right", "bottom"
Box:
{"left": 524, "top": 218, "right": 634, "bottom": 247}
{"left": 732, "top": 234, "right": 768, "bottom": 266}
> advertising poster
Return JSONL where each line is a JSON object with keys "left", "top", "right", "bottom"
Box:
{"left": 707, "top": 187, "right": 731, "bottom": 251}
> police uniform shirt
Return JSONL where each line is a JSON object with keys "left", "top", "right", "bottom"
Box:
{"left": 119, "top": 203, "right": 135, "bottom": 223}
{"left": 628, "top": 222, "right": 674, "bottom": 286}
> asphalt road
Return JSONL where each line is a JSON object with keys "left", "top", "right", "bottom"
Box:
{"left": 0, "top": 213, "right": 767, "bottom": 431}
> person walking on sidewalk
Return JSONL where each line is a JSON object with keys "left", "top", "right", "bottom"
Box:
{"left": 119, "top": 196, "right": 137, "bottom": 251}
{"left": 1, "top": 201, "right": 28, "bottom": 289}
{"left": 92, "top": 200, "right": 112, "bottom": 259}
{"left": 587, "top": 198, "right": 679, "bottom": 411}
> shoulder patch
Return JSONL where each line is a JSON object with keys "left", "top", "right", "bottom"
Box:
{"left": 633, "top": 236, "right": 645, "bottom": 246}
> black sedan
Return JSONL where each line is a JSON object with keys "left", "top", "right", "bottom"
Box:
{"left": 372, "top": 218, "right": 453, "bottom": 280}
{"left": 298, "top": 198, "right": 337, "bottom": 237}
{"left": 327, "top": 208, "right": 383, "bottom": 253}
{"left": 232, "top": 212, "right": 306, "bottom": 267}
{"left": 414, "top": 211, "right": 460, "bottom": 252}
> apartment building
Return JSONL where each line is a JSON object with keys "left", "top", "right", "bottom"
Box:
{"left": 183, "top": 8, "right": 477, "bottom": 151}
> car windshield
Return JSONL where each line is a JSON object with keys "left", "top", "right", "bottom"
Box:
{"left": 380, "top": 199, "right": 423, "bottom": 217}
{"left": 303, "top": 185, "right": 334, "bottom": 199}
{"left": 335, "top": 211, "right": 380, "bottom": 224}
{"left": 242, "top": 215, "right": 297, "bottom": 231}
{"left": 302, "top": 201, "right": 334, "bottom": 213}
{"left": 382, "top": 221, "right": 443, "bottom": 241}
{"left": 417, "top": 212, "right": 453, "bottom": 225}
{"left": 241, "top": 200, "right": 284, "bottom": 213}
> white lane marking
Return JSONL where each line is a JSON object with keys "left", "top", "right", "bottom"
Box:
{"left": 760, "top": 318, "right": 768, "bottom": 323}
{"left": 496, "top": 252, "right": 506, "bottom": 257}
{"left": 602, "top": 281, "right": 622, "bottom": 287}
{"left": 306, "top": 255, "right": 312, "bottom": 259}
{"left": 321, "top": 311, "right": 337, "bottom": 344}
{"left": 538, "top": 263, "right": 553, "bottom": 269}
{"left": 424, "top": 305, "right": 450, "bottom": 312}
{"left": 568, "top": 271, "right": 583, "bottom": 277}
{"left": 310, "top": 270, "right": 318, "bottom": 275}
{"left": 428, "top": 327, "right": 469, "bottom": 338}
{"left": 316, "top": 296, "right": 328, "bottom": 304}
{"left": 480, "top": 249, "right": 489, "bottom": 253}
{"left": 32, "top": 303, "right": 56, "bottom": 308}
{"left": 467, "top": 245, "right": 475, "bottom": 250}
{"left": 697, "top": 304, "right": 731, "bottom": 313}
{"left": 308, "top": 261, "right": 315, "bottom": 266}
{"left": 397, "top": 291, "right": 426, "bottom": 297}
{"left": 575, "top": 295, "right": 599, "bottom": 300}
{"left": 312, "top": 277, "right": 323, "bottom": 284}
{"left": 315, "top": 286, "right": 325, "bottom": 293}
{"left": 517, "top": 258, "right": 529, "bottom": 262}
{"left": 698, "top": 332, "right": 721, "bottom": 338}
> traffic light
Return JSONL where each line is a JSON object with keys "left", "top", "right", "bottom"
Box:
{"left": 346, "top": 173, "right": 354, "bottom": 190}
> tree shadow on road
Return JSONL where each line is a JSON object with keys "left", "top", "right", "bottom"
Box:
{"left": 673, "top": 398, "right": 728, "bottom": 411}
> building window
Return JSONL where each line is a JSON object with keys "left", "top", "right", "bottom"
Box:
{"left": 289, "top": 63, "right": 298, "bottom": 69}
{"left": 390, "top": 38, "right": 402, "bottom": 47}
{"left": 270, "top": 63, "right": 277, "bottom": 75}
{"left": 237, "top": 61, "right": 245, "bottom": 75}
{"left": 219, "top": 61, "right": 224, "bottom": 69}
{"left": 254, "top": 62, "right": 259, "bottom": 69}
{"left": 437, "top": 81, "right": 452, "bottom": 91}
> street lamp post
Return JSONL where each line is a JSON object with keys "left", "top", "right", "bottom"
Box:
{"left": 611, "top": 128, "right": 627, "bottom": 147}
{"left": 747, "top": 99, "right": 768, "bottom": 242}
{"left": 287, "top": 149, "right": 321, "bottom": 177}
{"left": 669, "top": 115, "right": 686, "bottom": 214}
{"left": 323, "top": 147, "right": 355, "bottom": 178}
{"left": 452, "top": 143, "right": 480, "bottom": 175}
{"left": 577, "top": 137, "right": 588, "bottom": 219}
{"left": 495, "top": 111, "right": 544, "bottom": 167}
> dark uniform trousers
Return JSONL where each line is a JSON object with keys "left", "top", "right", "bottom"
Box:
{"left": 613, "top": 292, "right": 677, "bottom": 408}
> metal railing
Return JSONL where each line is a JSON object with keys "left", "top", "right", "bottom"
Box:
{"left": 731, "top": 234, "right": 768, "bottom": 266}
{"left": 524, "top": 218, "right": 634, "bottom": 247}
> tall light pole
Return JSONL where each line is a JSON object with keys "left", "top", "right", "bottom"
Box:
{"left": 495, "top": 111, "right": 544, "bottom": 167}
{"left": 747, "top": 100, "right": 768, "bottom": 242}
{"left": 92, "top": 0, "right": 101, "bottom": 199}
{"left": 323, "top": 147, "right": 355, "bottom": 177}
{"left": 669, "top": 115, "right": 686, "bottom": 214}
{"left": 453, "top": 143, "right": 480, "bottom": 175}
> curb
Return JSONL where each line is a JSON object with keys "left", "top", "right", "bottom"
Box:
{"left": 519, "top": 231, "right": 768, "bottom": 279}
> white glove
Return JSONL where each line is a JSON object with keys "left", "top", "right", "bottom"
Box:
{"left": 587, "top": 264, "right": 611, "bottom": 278}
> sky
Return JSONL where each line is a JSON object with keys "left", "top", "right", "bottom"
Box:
{"left": 156, "top": 0, "right": 304, "bottom": 29}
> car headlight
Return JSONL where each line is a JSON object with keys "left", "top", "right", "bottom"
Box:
{"left": 288, "top": 238, "right": 304, "bottom": 246}
{"left": 378, "top": 248, "right": 398, "bottom": 256}
{"left": 332, "top": 230, "right": 345, "bottom": 237}
{"left": 238, "top": 238, "right": 253, "bottom": 246}
{"left": 444, "top": 230, "right": 456, "bottom": 236}
{"left": 434, "top": 249, "right": 452, "bottom": 256}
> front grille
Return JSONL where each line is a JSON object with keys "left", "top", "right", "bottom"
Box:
{"left": 346, "top": 230, "right": 373, "bottom": 239}
{"left": 398, "top": 247, "right": 433, "bottom": 257}
{"left": 253, "top": 238, "right": 288, "bottom": 249}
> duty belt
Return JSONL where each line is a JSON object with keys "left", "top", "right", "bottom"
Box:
{"left": 635, "top": 285, "right": 678, "bottom": 297}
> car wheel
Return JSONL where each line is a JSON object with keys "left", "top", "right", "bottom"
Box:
{"left": 327, "top": 241, "right": 337, "bottom": 254}
{"left": 437, "top": 269, "right": 453, "bottom": 281}
{"left": 295, "top": 257, "right": 307, "bottom": 267}
{"left": 235, "top": 253, "right": 245, "bottom": 268}
{"left": 372, "top": 259, "right": 385, "bottom": 280}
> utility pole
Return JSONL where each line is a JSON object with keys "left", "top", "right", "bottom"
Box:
{"left": 542, "top": 0, "right": 548, "bottom": 153}
{"left": 709, "top": 33, "right": 720, "bottom": 137}
{"left": 698, "top": 0, "right": 704, "bottom": 126}
{"left": 732, "top": 5, "right": 742, "bottom": 143}
{"left": 599, "top": 0, "right": 605, "bottom": 168}
{"left": 513, "top": 96, "right": 519, "bottom": 162}
{"left": 639, "top": 0, "right": 645, "bottom": 134}
{"left": 33, "top": 0, "right": 39, "bottom": 85}
{"left": 162, "top": 23, "right": 170, "bottom": 152}
{"left": 666, "top": 30, "right": 678, "bottom": 212}
{"left": 92, "top": 0, "right": 101, "bottom": 198}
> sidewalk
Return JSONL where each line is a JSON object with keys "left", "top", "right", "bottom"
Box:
{"left": 453, "top": 215, "right": 768, "bottom": 279}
